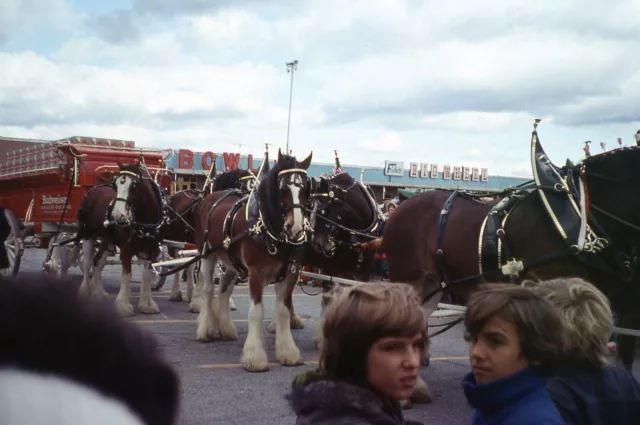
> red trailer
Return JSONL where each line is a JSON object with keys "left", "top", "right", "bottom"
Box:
{"left": 0, "top": 136, "right": 172, "bottom": 278}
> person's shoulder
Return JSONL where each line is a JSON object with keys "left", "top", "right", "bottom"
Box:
{"left": 287, "top": 377, "right": 406, "bottom": 425}
{"left": 601, "top": 365, "right": 640, "bottom": 393}
{"left": 510, "top": 386, "right": 565, "bottom": 424}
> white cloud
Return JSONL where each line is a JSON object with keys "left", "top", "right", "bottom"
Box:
{"left": 357, "top": 132, "right": 404, "bottom": 152}
{"left": 2, "top": 0, "right": 640, "bottom": 177}
{"left": 0, "top": 0, "right": 78, "bottom": 45}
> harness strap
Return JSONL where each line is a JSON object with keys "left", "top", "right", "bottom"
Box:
{"left": 420, "top": 245, "right": 579, "bottom": 305}
{"left": 435, "top": 191, "right": 459, "bottom": 287}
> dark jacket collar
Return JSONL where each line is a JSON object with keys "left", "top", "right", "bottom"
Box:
{"left": 286, "top": 369, "right": 405, "bottom": 423}
{"left": 462, "top": 365, "right": 547, "bottom": 411}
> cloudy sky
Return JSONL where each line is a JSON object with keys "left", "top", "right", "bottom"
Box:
{"left": 2, "top": 0, "right": 639, "bottom": 177}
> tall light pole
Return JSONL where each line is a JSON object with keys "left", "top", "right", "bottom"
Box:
{"left": 285, "top": 60, "right": 298, "bottom": 154}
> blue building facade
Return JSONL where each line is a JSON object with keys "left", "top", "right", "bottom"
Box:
{"left": 163, "top": 149, "right": 531, "bottom": 197}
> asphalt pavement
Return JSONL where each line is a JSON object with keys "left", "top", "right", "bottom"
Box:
{"left": 16, "top": 250, "right": 640, "bottom": 425}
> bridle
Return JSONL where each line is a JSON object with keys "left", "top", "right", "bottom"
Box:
{"left": 275, "top": 167, "right": 313, "bottom": 245}
{"left": 106, "top": 165, "right": 168, "bottom": 235}
{"left": 112, "top": 170, "right": 139, "bottom": 207}
{"left": 307, "top": 177, "right": 382, "bottom": 257}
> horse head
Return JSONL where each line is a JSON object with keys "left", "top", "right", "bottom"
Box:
{"left": 212, "top": 169, "right": 257, "bottom": 193}
{"left": 258, "top": 149, "right": 313, "bottom": 244}
{"left": 111, "top": 160, "right": 144, "bottom": 224}
{"left": 310, "top": 173, "right": 379, "bottom": 257}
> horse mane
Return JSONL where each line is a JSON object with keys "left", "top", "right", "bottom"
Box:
{"left": 324, "top": 172, "right": 355, "bottom": 186}
{"left": 212, "top": 169, "right": 251, "bottom": 192}
{"left": 258, "top": 154, "right": 300, "bottom": 234}
{"left": 325, "top": 172, "right": 375, "bottom": 230}
{"left": 581, "top": 145, "right": 640, "bottom": 181}
{"left": 118, "top": 162, "right": 142, "bottom": 175}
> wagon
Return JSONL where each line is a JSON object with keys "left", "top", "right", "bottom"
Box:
{"left": 0, "top": 136, "right": 172, "bottom": 279}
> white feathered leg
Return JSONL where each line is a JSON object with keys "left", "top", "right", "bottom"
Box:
{"left": 274, "top": 279, "right": 301, "bottom": 366}
{"left": 78, "top": 239, "right": 94, "bottom": 299}
{"left": 189, "top": 267, "right": 204, "bottom": 313}
{"left": 196, "top": 256, "right": 218, "bottom": 341}
{"left": 216, "top": 266, "right": 238, "bottom": 341}
{"left": 139, "top": 262, "right": 160, "bottom": 314}
{"left": 169, "top": 271, "right": 183, "bottom": 301}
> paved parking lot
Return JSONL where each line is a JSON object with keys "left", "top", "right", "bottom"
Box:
{"left": 16, "top": 250, "right": 640, "bottom": 425}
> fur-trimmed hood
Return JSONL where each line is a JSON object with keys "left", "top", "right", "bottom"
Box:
{"left": 286, "top": 369, "right": 419, "bottom": 425}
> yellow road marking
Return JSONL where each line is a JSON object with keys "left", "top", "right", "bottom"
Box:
{"left": 198, "top": 356, "right": 469, "bottom": 369}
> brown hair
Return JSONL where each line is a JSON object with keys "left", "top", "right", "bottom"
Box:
{"left": 522, "top": 277, "right": 612, "bottom": 367}
{"left": 464, "top": 283, "right": 568, "bottom": 375}
{"left": 320, "top": 281, "right": 427, "bottom": 383}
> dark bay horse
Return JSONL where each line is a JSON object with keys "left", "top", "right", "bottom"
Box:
{"left": 163, "top": 169, "right": 256, "bottom": 312}
{"left": 264, "top": 172, "right": 384, "bottom": 335}
{"left": 363, "top": 122, "right": 640, "bottom": 372}
{"left": 77, "top": 161, "right": 167, "bottom": 316}
{"left": 194, "top": 149, "right": 313, "bottom": 372}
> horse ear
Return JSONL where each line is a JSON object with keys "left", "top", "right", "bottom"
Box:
{"left": 278, "top": 148, "right": 284, "bottom": 163}
{"left": 299, "top": 151, "right": 313, "bottom": 170}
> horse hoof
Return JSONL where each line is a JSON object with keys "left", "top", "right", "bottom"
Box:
{"left": 196, "top": 326, "right": 216, "bottom": 342}
{"left": 242, "top": 348, "right": 269, "bottom": 372}
{"left": 267, "top": 321, "right": 276, "bottom": 334}
{"left": 277, "top": 345, "right": 302, "bottom": 366}
{"left": 169, "top": 291, "right": 183, "bottom": 302}
{"left": 138, "top": 300, "right": 160, "bottom": 315}
{"left": 243, "top": 365, "right": 270, "bottom": 373}
{"left": 229, "top": 298, "right": 237, "bottom": 311}
{"left": 242, "top": 360, "right": 269, "bottom": 373}
{"left": 115, "top": 302, "right": 135, "bottom": 317}
{"left": 291, "top": 314, "right": 305, "bottom": 330}
{"left": 218, "top": 323, "right": 238, "bottom": 341}
{"left": 188, "top": 303, "right": 201, "bottom": 314}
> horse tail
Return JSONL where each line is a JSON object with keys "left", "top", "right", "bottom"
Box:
{"left": 354, "top": 237, "right": 384, "bottom": 253}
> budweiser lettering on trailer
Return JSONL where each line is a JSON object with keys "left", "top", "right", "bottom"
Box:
{"left": 42, "top": 195, "right": 68, "bottom": 205}
{"left": 39, "top": 194, "right": 72, "bottom": 214}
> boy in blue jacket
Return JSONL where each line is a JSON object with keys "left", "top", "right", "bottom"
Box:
{"left": 461, "top": 284, "right": 567, "bottom": 425}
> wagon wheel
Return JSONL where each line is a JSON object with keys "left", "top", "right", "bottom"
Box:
{"left": 152, "top": 246, "right": 169, "bottom": 291}
{"left": 1, "top": 208, "right": 24, "bottom": 278}
{"left": 44, "top": 233, "right": 71, "bottom": 278}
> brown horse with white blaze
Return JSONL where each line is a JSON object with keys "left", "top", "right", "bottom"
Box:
{"left": 163, "top": 169, "right": 256, "bottom": 312}
{"left": 194, "top": 149, "right": 313, "bottom": 372}
{"left": 77, "top": 161, "right": 167, "bottom": 316}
